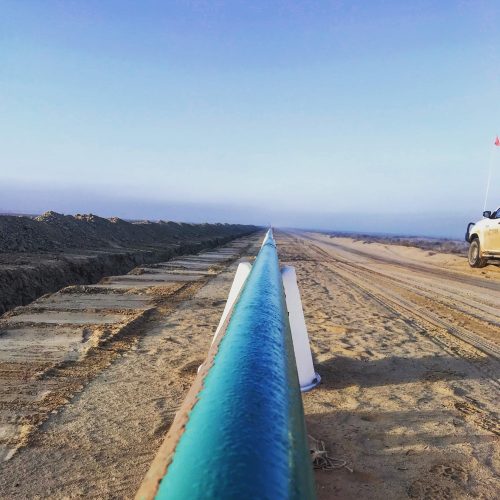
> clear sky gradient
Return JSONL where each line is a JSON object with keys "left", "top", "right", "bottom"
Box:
{"left": 1, "top": 1, "right": 499, "bottom": 237}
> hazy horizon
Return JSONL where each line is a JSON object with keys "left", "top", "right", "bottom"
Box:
{"left": 0, "top": 181, "right": 490, "bottom": 240}
{"left": 2, "top": 1, "right": 499, "bottom": 238}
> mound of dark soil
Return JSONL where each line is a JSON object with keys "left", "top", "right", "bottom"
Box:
{"left": 0, "top": 212, "right": 257, "bottom": 253}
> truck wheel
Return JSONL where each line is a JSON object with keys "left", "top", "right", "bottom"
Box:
{"left": 468, "top": 239, "right": 487, "bottom": 268}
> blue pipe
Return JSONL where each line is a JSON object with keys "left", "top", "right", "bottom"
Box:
{"left": 152, "top": 233, "right": 315, "bottom": 499}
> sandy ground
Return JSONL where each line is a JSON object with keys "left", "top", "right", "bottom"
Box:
{"left": 281, "top": 232, "right": 499, "bottom": 499}
{"left": 0, "top": 230, "right": 498, "bottom": 499}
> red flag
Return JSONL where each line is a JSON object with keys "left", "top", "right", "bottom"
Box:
{"left": 495, "top": 136, "right": 500, "bottom": 146}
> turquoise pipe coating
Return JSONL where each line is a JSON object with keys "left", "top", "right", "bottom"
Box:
{"left": 155, "top": 233, "right": 316, "bottom": 499}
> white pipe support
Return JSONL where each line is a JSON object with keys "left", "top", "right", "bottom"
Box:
{"left": 281, "top": 265, "right": 321, "bottom": 392}
{"left": 211, "top": 261, "right": 252, "bottom": 345}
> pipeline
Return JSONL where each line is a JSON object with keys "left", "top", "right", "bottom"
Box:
{"left": 137, "top": 230, "right": 316, "bottom": 499}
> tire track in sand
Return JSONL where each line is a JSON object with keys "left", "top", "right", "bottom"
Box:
{"left": 297, "top": 235, "right": 500, "bottom": 437}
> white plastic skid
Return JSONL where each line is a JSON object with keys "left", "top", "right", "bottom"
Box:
{"left": 210, "top": 249, "right": 320, "bottom": 392}
{"left": 281, "top": 265, "right": 321, "bottom": 391}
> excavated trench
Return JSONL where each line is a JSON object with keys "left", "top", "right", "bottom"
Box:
{"left": 0, "top": 231, "right": 258, "bottom": 315}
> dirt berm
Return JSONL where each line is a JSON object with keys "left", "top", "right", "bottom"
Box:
{"left": 0, "top": 211, "right": 258, "bottom": 314}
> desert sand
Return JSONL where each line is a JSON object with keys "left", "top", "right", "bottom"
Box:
{"left": 282, "top": 231, "right": 499, "bottom": 499}
{"left": 0, "top": 229, "right": 498, "bottom": 499}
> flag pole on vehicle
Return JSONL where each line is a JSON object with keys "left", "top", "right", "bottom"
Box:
{"left": 483, "top": 135, "right": 500, "bottom": 211}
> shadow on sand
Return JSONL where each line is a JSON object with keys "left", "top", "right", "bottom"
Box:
{"left": 313, "top": 354, "right": 494, "bottom": 390}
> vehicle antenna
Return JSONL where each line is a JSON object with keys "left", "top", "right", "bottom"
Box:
{"left": 483, "top": 136, "right": 499, "bottom": 211}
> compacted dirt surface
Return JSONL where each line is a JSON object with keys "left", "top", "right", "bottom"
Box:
{"left": 0, "top": 229, "right": 498, "bottom": 499}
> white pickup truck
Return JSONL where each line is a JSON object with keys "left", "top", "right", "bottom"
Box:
{"left": 465, "top": 206, "right": 500, "bottom": 267}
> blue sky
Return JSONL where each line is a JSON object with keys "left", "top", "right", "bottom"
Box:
{"left": 1, "top": 1, "right": 499, "bottom": 237}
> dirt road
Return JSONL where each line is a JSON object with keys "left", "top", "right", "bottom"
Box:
{"left": 278, "top": 231, "right": 499, "bottom": 499}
